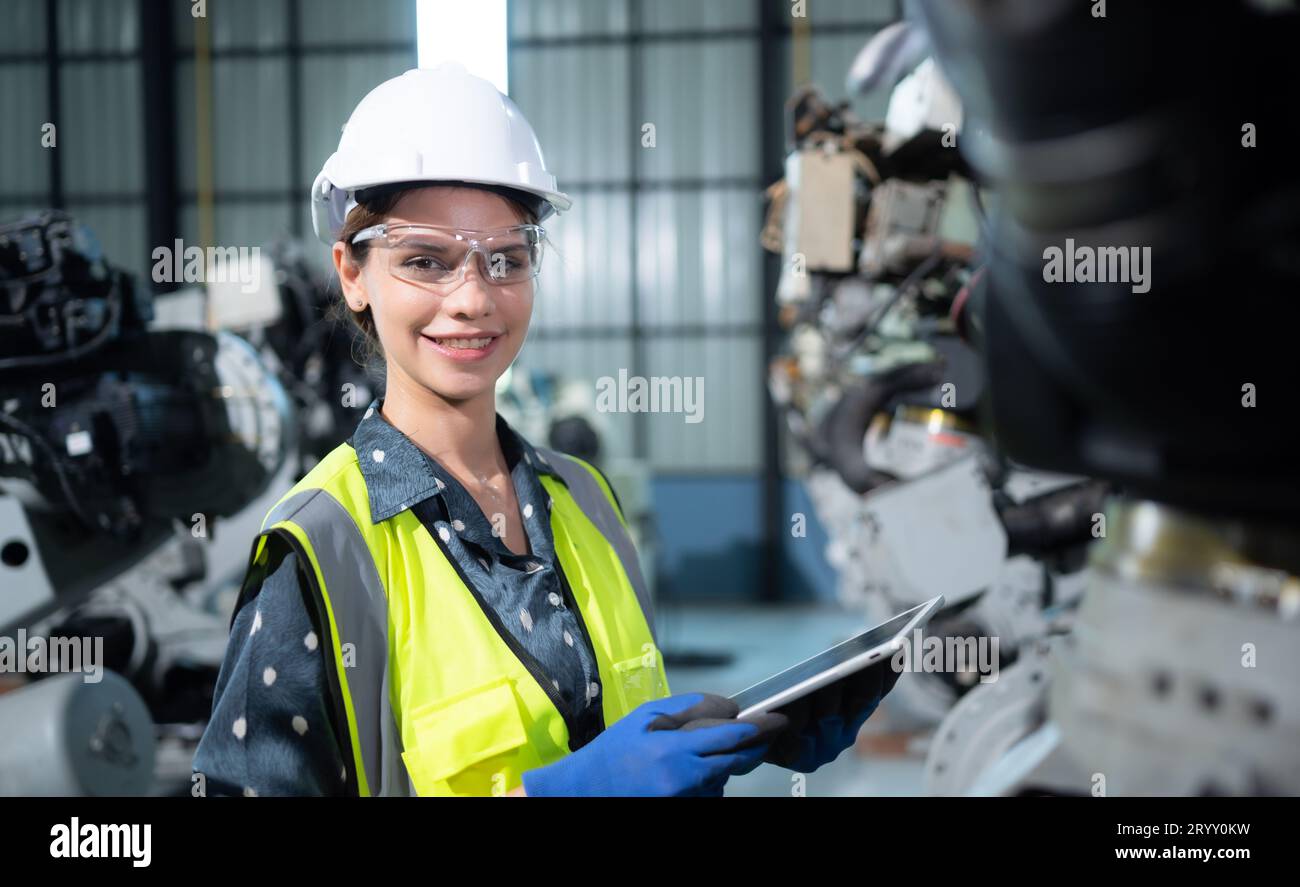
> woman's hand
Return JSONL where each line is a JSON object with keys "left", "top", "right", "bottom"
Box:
{"left": 519, "top": 693, "right": 785, "bottom": 796}
{"left": 762, "top": 660, "right": 902, "bottom": 773}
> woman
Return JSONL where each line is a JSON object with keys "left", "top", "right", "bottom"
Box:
{"left": 193, "top": 64, "right": 893, "bottom": 797}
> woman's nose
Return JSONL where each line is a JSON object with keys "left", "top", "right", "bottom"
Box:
{"left": 439, "top": 253, "right": 495, "bottom": 317}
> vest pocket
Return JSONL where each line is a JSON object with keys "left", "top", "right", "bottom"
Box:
{"left": 611, "top": 646, "right": 667, "bottom": 713}
{"left": 400, "top": 676, "right": 530, "bottom": 794}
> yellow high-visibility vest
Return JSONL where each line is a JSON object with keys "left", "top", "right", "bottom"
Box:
{"left": 237, "top": 441, "right": 669, "bottom": 796}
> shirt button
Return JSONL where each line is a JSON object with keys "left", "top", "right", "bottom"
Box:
{"left": 588, "top": 681, "right": 600, "bottom": 699}
{"left": 371, "top": 449, "right": 385, "bottom": 463}
{"left": 548, "top": 592, "right": 561, "bottom": 607}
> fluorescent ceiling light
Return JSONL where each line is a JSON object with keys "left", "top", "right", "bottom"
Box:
{"left": 416, "top": 0, "right": 508, "bottom": 94}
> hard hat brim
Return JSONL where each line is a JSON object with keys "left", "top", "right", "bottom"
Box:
{"left": 312, "top": 174, "right": 571, "bottom": 244}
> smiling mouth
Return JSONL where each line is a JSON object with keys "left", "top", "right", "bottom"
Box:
{"left": 427, "top": 335, "right": 497, "bottom": 350}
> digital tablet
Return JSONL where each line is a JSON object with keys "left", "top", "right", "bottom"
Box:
{"left": 730, "top": 595, "right": 944, "bottom": 718}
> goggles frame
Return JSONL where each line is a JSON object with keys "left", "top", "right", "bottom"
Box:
{"left": 350, "top": 222, "right": 546, "bottom": 287}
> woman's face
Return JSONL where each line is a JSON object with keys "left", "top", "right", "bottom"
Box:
{"left": 335, "top": 185, "right": 534, "bottom": 404}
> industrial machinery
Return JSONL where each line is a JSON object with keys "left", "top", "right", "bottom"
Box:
{"left": 152, "top": 236, "right": 374, "bottom": 474}
{"left": 912, "top": 0, "right": 1300, "bottom": 794}
{"left": 764, "top": 24, "right": 1105, "bottom": 727}
{"left": 0, "top": 211, "right": 293, "bottom": 794}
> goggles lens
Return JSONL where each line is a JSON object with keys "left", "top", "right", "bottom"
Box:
{"left": 356, "top": 224, "right": 544, "bottom": 286}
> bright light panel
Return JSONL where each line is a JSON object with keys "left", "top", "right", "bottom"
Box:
{"left": 416, "top": 0, "right": 509, "bottom": 94}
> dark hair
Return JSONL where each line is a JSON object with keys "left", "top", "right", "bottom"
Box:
{"left": 330, "top": 183, "right": 540, "bottom": 368}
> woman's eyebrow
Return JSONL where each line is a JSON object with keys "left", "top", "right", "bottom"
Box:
{"left": 391, "top": 235, "right": 455, "bottom": 251}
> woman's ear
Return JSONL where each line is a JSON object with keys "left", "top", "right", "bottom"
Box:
{"left": 333, "top": 241, "right": 367, "bottom": 311}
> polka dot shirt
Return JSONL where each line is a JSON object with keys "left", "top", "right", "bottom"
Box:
{"left": 192, "top": 401, "right": 604, "bottom": 796}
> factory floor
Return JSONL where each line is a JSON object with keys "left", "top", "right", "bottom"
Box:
{"left": 656, "top": 602, "right": 930, "bottom": 798}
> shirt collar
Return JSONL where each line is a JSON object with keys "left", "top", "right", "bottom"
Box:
{"left": 350, "top": 398, "right": 563, "bottom": 524}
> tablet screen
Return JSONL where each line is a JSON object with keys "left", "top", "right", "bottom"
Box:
{"left": 729, "top": 600, "right": 932, "bottom": 715}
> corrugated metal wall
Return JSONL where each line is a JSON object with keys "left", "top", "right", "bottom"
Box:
{"left": 505, "top": 0, "right": 897, "bottom": 601}
{"left": 0, "top": 0, "right": 416, "bottom": 281}
{"left": 171, "top": 0, "right": 415, "bottom": 259}
{"left": 508, "top": 1, "right": 764, "bottom": 474}
{"left": 0, "top": 0, "right": 148, "bottom": 279}
{"left": 507, "top": 0, "right": 895, "bottom": 476}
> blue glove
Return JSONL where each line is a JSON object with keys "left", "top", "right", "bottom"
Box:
{"left": 763, "top": 659, "right": 901, "bottom": 773}
{"left": 521, "top": 693, "right": 778, "bottom": 796}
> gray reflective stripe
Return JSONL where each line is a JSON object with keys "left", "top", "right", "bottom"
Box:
{"left": 262, "top": 488, "right": 410, "bottom": 797}
{"left": 538, "top": 447, "right": 658, "bottom": 644}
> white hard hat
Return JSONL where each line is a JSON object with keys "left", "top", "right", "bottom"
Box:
{"left": 310, "top": 63, "right": 572, "bottom": 245}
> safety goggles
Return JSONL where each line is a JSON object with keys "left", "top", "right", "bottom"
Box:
{"left": 350, "top": 223, "right": 545, "bottom": 287}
